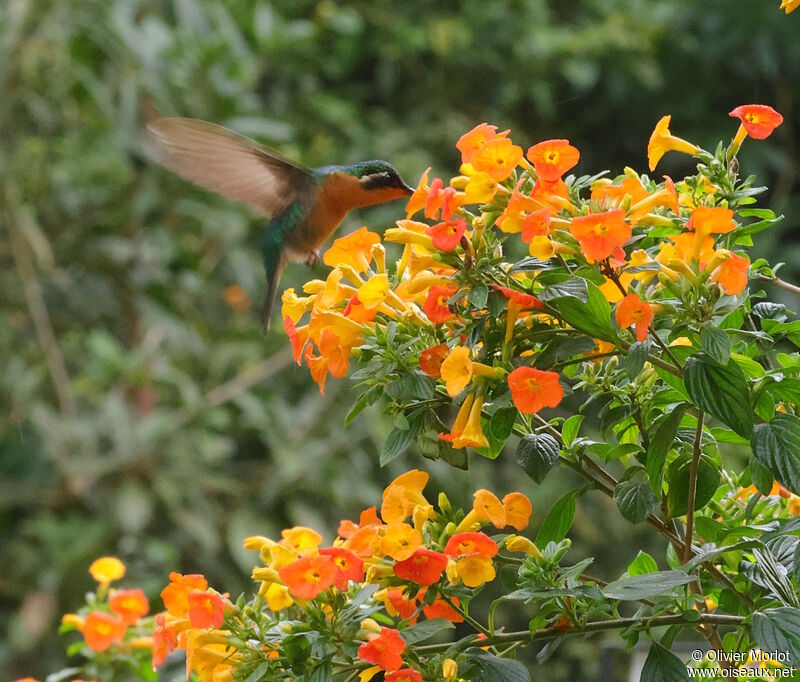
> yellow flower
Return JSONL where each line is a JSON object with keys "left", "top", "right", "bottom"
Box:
{"left": 443, "top": 658, "right": 459, "bottom": 681}
{"left": 266, "top": 582, "right": 293, "bottom": 611}
{"left": 380, "top": 523, "right": 422, "bottom": 561}
{"left": 787, "top": 495, "right": 800, "bottom": 516}
{"left": 647, "top": 115, "right": 701, "bottom": 171}
{"left": 89, "top": 557, "right": 126, "bottom": 585}
{"left": 455, "top": 555, "right": 496, "bottom": 587}
{"left": 280, "top": 526, "right": 323, "bottom": 554}
{"left": 381, "top": 469, "right": 430, "bottom": 524}
{"left": 781, "top": 0, "right": 800, "bottom": 13}
{"left": 281, "top": 288, "right": 315, "bottom": 323}
{"left": 505, "top": 535, "right": 543, "bottom": 558}
{"left": 440, "top": 346, "right": 498, "bottom": 397}
{"left": 460, "top": 164, "right": 498, "bottom": 204}
{"left": 452, "top": 393, "right": 489, "bottom": 449}
{"left": 357, "top": 274, "right": 390, "bottom": 310}
{"left": 359, "top": 665, "right": 383, "bottom": 682}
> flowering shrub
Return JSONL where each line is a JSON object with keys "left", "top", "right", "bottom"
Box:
{"left": 26, "top": 106, "right": 800, "bottom": 680}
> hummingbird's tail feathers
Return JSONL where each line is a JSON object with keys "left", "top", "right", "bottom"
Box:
{"left": 146, "top": 117, "right": 316, "bottom": 219}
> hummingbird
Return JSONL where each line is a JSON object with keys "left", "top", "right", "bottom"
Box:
{"left": 146, "top": 118, "right": 413, "bottom": 330}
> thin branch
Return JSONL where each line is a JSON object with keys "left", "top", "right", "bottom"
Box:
{"left": 684, "top": 413, "right": 705, "bottom": 564}
{"left": 4, "top": 188, "right": 76, "bottom": 415}
{"left": 205, "top": 347, "right": 294, "bottom": 407}
{"left": 758, "top": 274, "right": 800, "bottom": 297}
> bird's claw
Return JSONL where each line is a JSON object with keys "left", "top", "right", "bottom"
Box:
{"left": 306, "top": 251, "right": 320, "bottom": 267}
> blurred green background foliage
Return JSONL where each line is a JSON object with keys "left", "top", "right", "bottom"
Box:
{"left": 1, "top": 0, "right": 798, "bottom": 678}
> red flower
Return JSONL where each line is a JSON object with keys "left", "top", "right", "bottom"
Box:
{"left": 358, "top": 627, "right": 406, "bottom": 671}
{"left": 152, "top": 613, "right": 177, "bottom": 667}
{"left": 109, "top": 588, "right": 149, "bottom": 626}
{"left": 393, "top": 548, "right": 449, "bottom": 586}
{"left": 729, "top": 104, "right": 784, "bottom": 140}
{"left": 427, "top": 218, "right": 467, "bottom": 252}
{"left": 615, "top": 293, "right": 653, "bottom": 343}
{"left": 419, "top": 344, "right": 449, "bottom": 377}
{"left": 425, "top": 178, "right": 445, "bottom": 219}
{"left": 569, "top": 209, "right": 631, "bottom": 261}
{"left": 384, "top": 587, "right": 419, "bottom": 622}
{"left": 521, "top": 208, "right": 551, "bottom": 243}
{"left": 422, "top": 596, "right": 464, "bottom": 623}
{"left": 508, "top": 366, "right": 564, "bottom": 414}
{"left": 161, "top": 572, "right": 208, "bottom": 618}
{"left": 491, "top": 285, "right": 542, "bottom": 310}
{"left": 422, "top": 285, "right": 458, "bottom": 323}
{"left": 318, "top": 547, "right": 364, "bottom": 590}
{"left": 444, "top": 532, "right": 498, "bottom": 558}
{"left": 187, "top": 591, "right": 224, "bottom": 629}
{"left": 385, "top": 669, "right": 423, "bottom": 682}
{"left": 279, "top": 555, "right": 338, "bottom": 600}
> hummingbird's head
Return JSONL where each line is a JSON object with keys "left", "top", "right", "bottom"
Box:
{"left": 351, "top": 160, "right": 414, "bottom": 197}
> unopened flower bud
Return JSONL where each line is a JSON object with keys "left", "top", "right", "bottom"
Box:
{"left": 438, "top": 492, "right": 452, "bottom": 514}
{"left": 443, "top": 658, "right": 459, "bottom": 681}
{"left": 505, "top": 535, "right": 543, "bottom": 558}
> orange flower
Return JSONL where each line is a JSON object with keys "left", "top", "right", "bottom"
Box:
{"left": 406, "top": 167, "right": 432, "bottom": 216}
{"left": 380, "top": 523, "right": 422, "bottom": 561}
{"left": 521, "top": 208, "right": 552, "bottom": 243}
{"left": 470, "top": 138, "right": 523, "bottom": 182}
{"left": 729, "top": 104, "right": 783, "bottom": 140}
{"left": 615, "top": 293, "right": 653, "bottom": 342}
{"left": 284, "top": 316, "right": 310, "bottom": 364}
{"left": 89, "top": 557, "right": 126, "bottom": 585}
{"left": 385, "top": 669, "right": 423, "bottom": 682}
{"left": 780, "top": 0, "right": 799, "bottom": 13}
{"left": 508, "top": 366, "right": 564, "bottom": 414}
{"left": 456, "top": 123, "right": 510, "bottom": 163}
{"left": 427, "top": 218, "right": 466, "bottom": 252}
{"left": 161, "top": 572, "right": 208, "bottom": 618}
{"left": 279, "top": 555, "right": 338, "bottom": 600}
{"left": 82, "top": 611, "right": 127, "bottom": 652}
{"left": 569, "top": 209, "right": 631, "bottom": 261}
{"left": 591, "top": 176, "right": 649, "bottom": 208}
{"left": 344, "top": 293, "right": 378, "bottom": 323}
{"left": 422, "top": 284, "right": 458, "bottom": 323}
{"left": 318, "top": 547, "right": 364, "bottom": 589}
{"left": 709, "top": 251, "right": 749, "bottom": 295}
{"left": 688, "top": 206, "right": 736, "bottom": 236}
{"left": 492, "top": 285, "right": 542, "bottom": 310}
{"left": 393, "top": 548, "right": 449, "bottom": 586}
{"left": 358, "top": 627, "right": 406, "bottom": 671}
{"left": 152, "top": 613, "right": 178, "bottom": 668}
{"left": 419, "top": 344, "right": 449, "bottom": 377}
{"left": 323, "top": 227, "right": 380, "bottom": 273}
{"left": 381, "top": 587, "right": 419, "bottom": 621}
{"left": 647, "top": 115, "right": 701, "bottom": 171}
{"left": 109, "top": 589, "right": 149, "bottom": 626}
{"left": 187, "top": 591, "right": 225, "bottom": 629}
{"left": 496, "top": 180, "right": 541, "bottom": 233}
{"left": 503, "top": 492, "right": 533, "bottom": 531}
{"left": 526, "top": 139, "right": 580, "bottom": 182}
{"left": 381, "top": 470, "right": 430, "bottom": 524}
{"left": 444, "top": 532, "right": 498, "bottom": 558}
{"left": 470, "top": 489, "right": 506, "bottom": 529}
{"left": 304, "top": 329, "right": 351, "bottom": 394}
{"left": 422, "top": 596, "right": 464, "bottom": 623}
{"left": 425, "top": 178, "right": 445, "bottom": 219}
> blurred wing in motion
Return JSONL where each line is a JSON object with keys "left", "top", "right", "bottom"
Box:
{"left": 146, "top": 117, "right": 316, "bottom": 217}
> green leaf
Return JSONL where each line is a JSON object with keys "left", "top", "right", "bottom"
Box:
{"left": 614, "top": 468, "right": 659, "bottom": 523}
{"left": 464, "top": 650, "right": 531, "bottom": 682}
{"left": 665, "top": 454, "right": 720, "bottom": 519}
{"left": 562, "top": 414, "right": 584, "bottom": 448}
{"left": 640, "top": 641, "right": 690, "bottom": 682}
{"left": 603, "top": 570, "right": 697, "bottom": 600}
{"left": 684, "top": 353, "right": 754, "bottom": 438}
{"left": 536, "top": 490, "right": 576, "bottom": 546}
{"left": 380, "top": 421, "right": 420, "bottom": 466}
{"left": 750, "top": 457, "right": 775, "bottom": 496}
{"left": 752, "top": 608, "right": 800, "bottom": 665}
{"left": 700, "top": 326, "right": 731, "bottom": 366}
{"left": 751, "top": 414, "right": 800, "bottom": 495}
{"left": 537, "top": 277, "right": 588, "bottom": 303}
{"left": 622, "top": 340, "right": 652, "bottom": 379}
{"left": 384, "top": 371, "right": 435, "bottom": 400}
{"left": 647, "top": 405, "right": 689, "bottom": 493}
{"left": 547, "top": 279, "right": 616, "bottom": 342}
{"left": 241, "top": 664, "right": 269, "bottom": 682}
{"left": 628, "top": 551, "right": 658, "bottom": 576}
{"left": 490, "top": 407, "right": 517, "bottom": 442}
{"left": 344, "top": 393, "right": 370, "bottom": 426}
{"left": 468, "top": 283, "right": 489, "bottom": 309}
{"left": 517, "top": 433, "right": 560, "bottom": 484}
{"left": 399, "top": 618, "right": 454, "bottom": 645}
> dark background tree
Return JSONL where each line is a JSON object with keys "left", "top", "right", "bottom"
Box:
{"left": 1, "top": 0, "right": 797, "bottom": 678}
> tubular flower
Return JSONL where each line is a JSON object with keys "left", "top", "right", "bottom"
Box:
{"left": 508, "top": 366, "right": 564, "bottom": 414}
{"left": 440, "top": 346, "right": 499, "bottom": 396}
{"left": 187, "top": 591, "right": 225, "bottom": 629}
{"left": 393, "top": 548, "right": 449, "bottom": 586}
{"left": 460, "top": 164, "right": 498, "bottom": 204}
{"left": 422, "top": 284, "right": 458, "bottom": 323}
{"left": 344, "top": 293, "right": 378, "bottom": 323}
{"left": 729, "top": 104, "right": 784, "bottom": 141}
{"left": 323, "top": 227, "right": 380, "bottom": 273}
{"left": 304, "top": 329, "right": 351, "bottom": 395}
{"left": 381, "top": 470, "right": 430, "bottom": 524}
{"left": 687, "top": 205, "right": 736, "bottom": 262}
{"left": 357, "top": 274, "right": 390, "bottom": 310}
{"left": 380, "top": 588, "right": 419, "bottom": 621}
{"left": 279, "top": 555, "right": 338, "bottom": 600}
{"left": 456, "top": 123, "right": 510, "bottom": 164}
{"left": 526, "top": 139, "right": 580, "bottom": 182}
{"left": 281, "top": 288, "right": 314, "bottom": 323}
{"left": 419, "top": 344, "right": 449, "bottom": 377}
{"left": 427, "top": 218, "right": 467, "bottom": 252}
{"left": 152, "top": 613, "right": 178, "bottom": 667}
{"left": 444, "top": 532, "right": 498, "bottom": 558}
{"left": 456, "top": 489, "right": 507, "bottom": 532}
{"left": 627, "top": 176, "right": 680, "bottom": 221}
{"left": 455, "top": 555, "right": 496, "bottom": 588}
{"left": 283, "top": 316, "right": 309, "bottom": 364}
{"left": 503, "top": 492, "right": 533, "bottom": 531}
{"left": 780, "top": 0, "right": 800, "bottom": 13}
{"left": 358, "top": 627, "right": 406, "bottom": 671}
{"left": 82, "top": 611, "right": 127, "bottom": 652}
{"left": 709, "top": 250, "right": 749, "bottom": 295}
{"left": 470, "top": 138, "right": 524, "bottom": 182}
{"left": 569, "top": 209, "right": 631, "bottom": 261}
{"left": 280, "top": 526, "right": 323, "bottom": 554}
{"left": 440, "top": 392, "right": 474, "bottom": 443}
{"left": 89, "top": 557, "right": 126, "bottom": 585}
{"left": 318, "top": 548, "right": 364, "bottom": 589}
{"left": 505, "top": 535, "right": 543, "bottom": 558}
{"left": 452, "top": 393, "right": 489, "bottom": 450}
{"left": 442, "top": 658, "right": 459, "bottom": 681}
{"left": 647, "top": 115, "right": 701, "bottom": 171}
{"left": 521, "top": 208, "right": 552, "bottom": 243}
{"left": 109, "top": 589, "right": 149, "bottom": 625}
{"left": 265, "top": 582, "right": 294, "bottom": 611}
{"left": 496, "top": 180, "right": 541, "bottom": 233}
{"left": 380, "top": 523, "right": 423, "bottom": 561}
{"left": 493, "top": 284, "right": 543, "bottom": 343}
{"left": 591, "top": 175, "right": 649, "bottom": 208}
{"left": 615, "top": 293, "right": 653, "bottom": 342}
{"left": 406, "top": 167, "right": 432, "bottom": 216}
{"left": 385, "top": 669, "right": 423, "bottom": 682}
{"left": 161, "top": 573, "right": 209, "bottom": 618}
{"left": 425, "top": 178, "right": 445, "bottom": 219}
{"left": 385, "top": 220, "right": 435, "bottom": 250}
